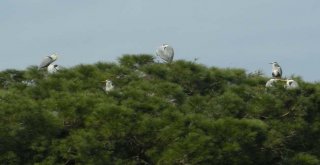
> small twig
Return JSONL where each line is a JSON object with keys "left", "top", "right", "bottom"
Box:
{"left": 280, "top": 111, "right": 290, "bottom": 117}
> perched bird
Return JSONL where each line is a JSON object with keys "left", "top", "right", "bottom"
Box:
{"left": 156, "top": 44, "right": 174, "bottom": 63}
{"left": 39, "top": 54, "right": 58, "bottom": 69}
{"left": 269, "top": 62, "right": 282, "bottom": 78}
{"left": 47, "top": 64, "right": 59, "bottom": 74}
{"left": 266, "top": 78, "right": 299, "bottom": 90}
{"left": 134, "top": 70, "right": 147, "bottom": 78}
{"left": 284, "top": 79, "right": 299, "bottom": 89}
{"left": 265, "top": 78, "right": 278, "bottom": 88}
{"left": 102, "top": 80, "right": 114, "bottom": 93}
{"left": 21, "top": 80, "right": 36, "bottom": 87}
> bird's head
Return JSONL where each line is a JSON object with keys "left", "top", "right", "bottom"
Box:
{"left": 50, "top": 54, "right": 58, "bottom": 61}
{"left": 269, "top": 62, "right": 281, "bottom": 67}
{"left": 287, "top": 80, "right": 293, "bottom": 85}
{"left": 162, "top": 44, "right": 169, "bottom": 49}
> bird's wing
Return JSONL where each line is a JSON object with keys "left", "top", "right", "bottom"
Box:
{"left": 156, "top": 46, "right": 174, "bottom": 62}
{"left": 164, "top": 46, "right": 174, "bottom": 62}
{"left": 278, "top": 67, "right": 282, "bottom": 76}
{"left": 266, "top": 80, "right": 273, "bottom": 87}
{"left": 47, "top": 64, "right": 55, "bottom": 73}
{"left": 39, "top": 56, "right": 54, "bottom": 68}
{"left": 156, "top": 46, "right": 169, "bottom": 62}
{"left": 266, "top": 79, "right": 276, "bottom": 87}
{"left": 155, "top": 46, "right": 164, "bottom": 57}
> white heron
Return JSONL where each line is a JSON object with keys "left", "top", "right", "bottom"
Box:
{"left": 284, "top": 79, "right": 299, "bottom": 89}
{"left": 47, "top": 64, "right": 59, "bottom": 74}
{"left": 265, "top": 78, "right": 278, "bottom": 88}
{"left": 39, "top": 54, "right": 58, "bottom": 69}
{"left": 155, "top": 44, "right": 174, "bottom": 63}
{"left": 102, "top": 80, "right": 114, "bottom": 93}
{"left": 269, "top": 62, "right": 282, "bottom": 79}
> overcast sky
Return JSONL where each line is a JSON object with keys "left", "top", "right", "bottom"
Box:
{"left": 1, "top": 1, "right": 320, "bottom": 82}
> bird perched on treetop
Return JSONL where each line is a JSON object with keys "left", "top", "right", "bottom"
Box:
{"left": 47, "top": 64, "right": 59, "bottom": 74}
{"left": 265, "top": 78, "right": 278, "bottom": 88}
{"left": 284, "top": 79, "right": 299, "bottom": 89}
{"left": 156, "top": 44, "right": 174, "bottom": 63}
{"left": 265, "top": 78, "right": 299, "bottom": 90}
{"left": 39, "top": 54, "right": 58, "bottom": 69}
{"left": 269, "top": 62, "right": 282, "bottom": 79}
{"left": 101, "top": 80, "right": 114, "bottom": 93}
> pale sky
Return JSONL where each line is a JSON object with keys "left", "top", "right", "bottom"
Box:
{"left": 1, "top": 1, "right": 320, "bottom": 82}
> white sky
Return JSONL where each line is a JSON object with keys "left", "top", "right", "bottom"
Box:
{"left": 1, "top": 0, "right": 320, "bottom": 82}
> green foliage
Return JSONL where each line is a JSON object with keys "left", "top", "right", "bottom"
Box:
{"left": 288, "top": 153, "right": 320, "bottom": 165}
{"left": 0, "top": 54, "right": 320, "bottom": 164}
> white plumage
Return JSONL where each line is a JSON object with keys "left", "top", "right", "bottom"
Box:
{"left": 284, "top": 79, "right": 299, "bottom": 89}
{"left": 269, "top": 62, "right": 282, "bottom": 78}
{"left": 134, "top": 70, "right": 147, "bottom": 78}
{"left": 21, "top": 80, "right": 36, "bottom": 87}
{"left": 47, "top": 64, "right": 59, "bottom": 74}
{"left": 102, "top": 80, "right": 114, "bottom": 93}
{"left": 265, "top": 78, "right": 299, "bottom": 90}
{"left": 265, "top": 78, "right": 278, "bottom": 88}
{"left": 39, "top": 54, "right": 58, "bottom": 69}
{"left": 155, "top": 44, "right": 174, "bottom": 63}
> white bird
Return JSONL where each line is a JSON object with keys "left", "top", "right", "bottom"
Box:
{"left": 47, "top": 64, "right": 59, "bottom": 74}
{"left": 284, "top": 79, "right": 299, "bottom": 89}
{"left": 156, "top": 44, "right": 174, "bottom": 63}
{"left": 265, "top": 78, "right": 278, "bottom": 88}
{"left": 39, "top": 54, "right": 58, "bottom": 69}
{"left": 269, "top": 62, "right": 282, "bottom": 79}
{"left": 21, "top": 80, "right": 36, "bottom": 87}
{"left": 134, "top": 70, "right": 147, "bottom": 78}
{"left": 102, "top": 80, "right": 114, "bottom": 93}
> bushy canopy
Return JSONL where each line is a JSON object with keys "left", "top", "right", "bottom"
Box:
{"left": 0, "top": 54, "right": 319, "bottom": 164}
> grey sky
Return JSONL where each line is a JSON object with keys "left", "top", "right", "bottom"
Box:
{"left": 1, "top": 0, "right": 320, "bottom": 82}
